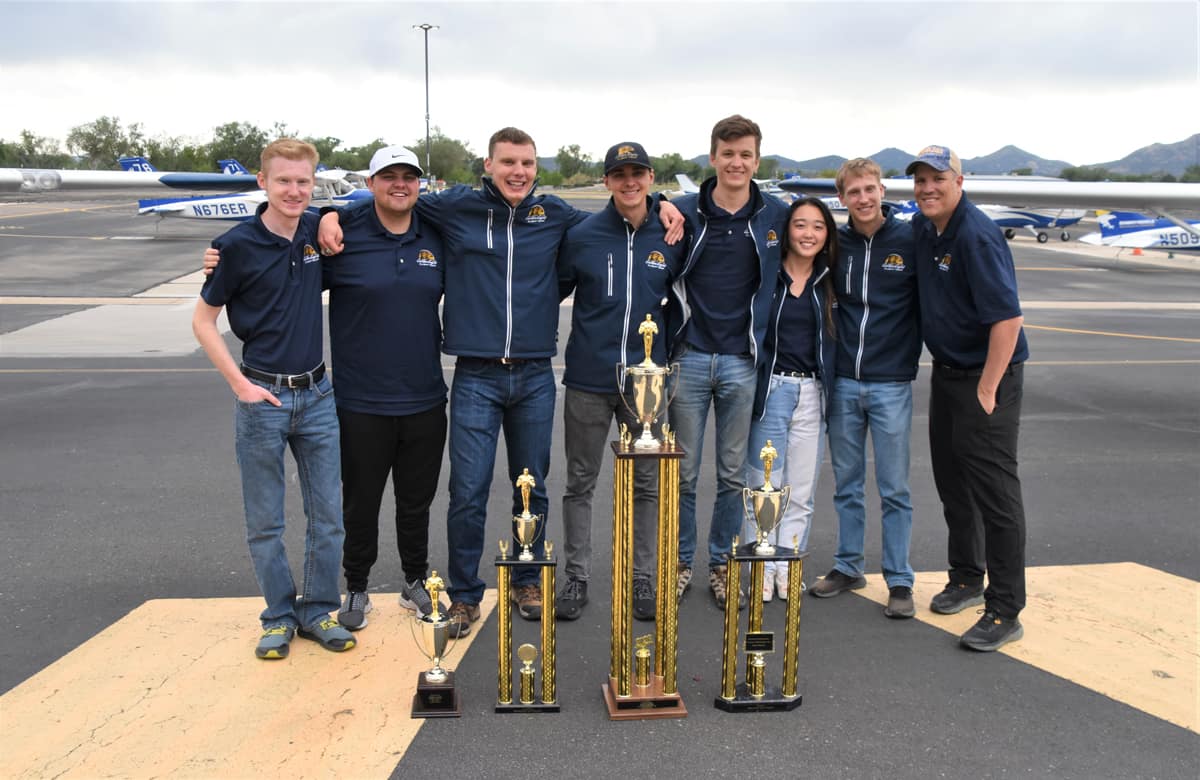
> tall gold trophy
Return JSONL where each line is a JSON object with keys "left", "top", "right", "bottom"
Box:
{"left": 495, "top": 470, "right": 559, "bottom": 713}
{"left": 715, "top": 443, "right": 806, "bottom": 713}
{"left": 410, "top": 572, "right": 462, "bottom": 718}
{"left": 604, "top": 314, "right": 687, "bottom": 720}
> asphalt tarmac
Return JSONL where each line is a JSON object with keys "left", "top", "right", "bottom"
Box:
{"left": 0, "top": 193, "right": 1197, "bottom": 779}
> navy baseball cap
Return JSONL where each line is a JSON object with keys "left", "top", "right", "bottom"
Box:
{"left": 604, "top": 142, "right": 652, "bottom": 174}
{"left": 905, "top": 145, "right": 962, "bottom": 176}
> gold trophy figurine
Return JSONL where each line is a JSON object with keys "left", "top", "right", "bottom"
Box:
{"left": 743, "top": 440, "right": 792, "bottom": 556}
{"left": 616, "top": 314, "right": 679, "bottom": 451}
{"left": 514, "top": 468, "right": 544, "bottom": 561}
{"left": 410, "top": 570, "right": 461, "bottom": 717}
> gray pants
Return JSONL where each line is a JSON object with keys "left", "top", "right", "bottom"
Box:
{"left": 561, "top": 387, "right": 659, "bottom": 582}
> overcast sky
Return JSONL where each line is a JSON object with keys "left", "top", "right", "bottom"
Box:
{"left": 4, "top": 0, "right": 1197, "bottom": 166}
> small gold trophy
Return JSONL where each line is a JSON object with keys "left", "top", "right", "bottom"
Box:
{"left": 514, "top": 468, "right": 544, "bottom": 561}
{"left": 743, "top": 441, "right": 792, "bottom": 556}
{"left": 616, "top": 314, "right": 679, "bottom": 451}
{"left": 410, "top": 571, "right": 462, "bottom": 717}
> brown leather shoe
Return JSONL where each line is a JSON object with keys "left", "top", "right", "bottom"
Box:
{"left": 447, "top": 601, "right": 480, "bottom": 638}
{"left": 510, "top": 583, "right": 542, "bottom": 620}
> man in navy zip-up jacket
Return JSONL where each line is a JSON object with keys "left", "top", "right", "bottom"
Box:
{"left": 665, "top": 115, "right": 789, "bottom": 610}
{"left": 810, "top": 159, "right": 920, "bottom": 621}
{"left": 555, "top": 142, "right": 685, "bottom": 621}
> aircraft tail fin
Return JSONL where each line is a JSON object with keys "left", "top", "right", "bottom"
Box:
{"left": 119, "top": 156, "right": 157, "bottom": 172}
{"left": 218, "top": 159, "right": 251, "bottom": 175}
{"left": 675, "top": 174, "right": 700, "bottom": 194}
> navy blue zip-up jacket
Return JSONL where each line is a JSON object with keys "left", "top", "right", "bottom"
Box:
{"left": 835, "top": 204, "right": 921, "bottom": 381}
{"left": 415, "top": 177, "right": 587, "bottom": 359}
{"left": 557, "top": 196, "right": 686, "bottom": 394}
{"left": 753, "top": 259, "right": 837, "bottom": 420}
{"left": 667, "top": 176, "right": 789, "bottom": 365}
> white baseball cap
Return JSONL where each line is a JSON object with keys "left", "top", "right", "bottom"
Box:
{"left": 368, "top": 145, "right": 424, "bottom": 177}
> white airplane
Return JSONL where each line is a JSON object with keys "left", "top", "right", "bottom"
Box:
{"left": 0, "top": 160, "right": 259, "bottom": 193}
{"left": 1078, "top": 211, "right": 1200, "bottom": 252}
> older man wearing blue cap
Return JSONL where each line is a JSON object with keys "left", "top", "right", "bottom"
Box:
{"left": 908, "top": 144, "right": 1029, "bottom": 652}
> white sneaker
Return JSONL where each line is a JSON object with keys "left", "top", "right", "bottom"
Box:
{"left": 762, "top": 563, "right": 776, "bottom": 602}
{"left": 776, "top": 564, "right": 789, "bottom": 601}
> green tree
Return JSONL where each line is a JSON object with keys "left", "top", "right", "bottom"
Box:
{"left": 1182, "top": 165, "right": 1200, "bottom": 183}
{"left": 758, "top": 157, "right": 781, "bottom": 180}
{"left": 1009, "top": 167, "right": 1033, "bottom": 176}
{"left": 3, "top": 131, "right": 72, "bottom": 168}
{"left": 144, "top": 136, "right": 209, "bottom": 171}
{"left": 206, "top": 121, "right": 268, "bottom": 172}
{"left": 66, "top": 116, "right": 145, "bottom": 169}
{"left": 649, "top": 152, "right": 702, "bottom": 181}
{"left": 411, "top": 128, "right": 477, "bottom": 184}
{"left": 555, "top": 144, "right": 593, "bottom": 180}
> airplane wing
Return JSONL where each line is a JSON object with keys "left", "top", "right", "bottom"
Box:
{"left": 0, "top": 167, "right": 260, "bottom": 193}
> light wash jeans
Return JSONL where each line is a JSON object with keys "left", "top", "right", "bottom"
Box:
{"left": 445, "top": 358, "right": 555, "bottom": 605}
{"left": 744, "top": 374, "right": 824, "bottom": 553}
{"left": 235, "top": 374, "right": 344, "bottom": 630}
{"left": 669, "top": 348, "right": 756, "bottom": 570}
{"left": 827, "top": 376, "right": 914, "bottom": 588}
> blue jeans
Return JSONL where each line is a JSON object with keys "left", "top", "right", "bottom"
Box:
{"left": 669, "top": 348, "right": 756, "bottom": 570}
{"left": 744, "top": 374, "right": 824, "bottom": 553}
{"left": 235, "top": 374, "right": 344, "bottom": 630}
{"left": 446, "top": 358, "right": 556, "bottom": 604}
{"left": 827, "top": 376, "right": 914, "bottom": 587}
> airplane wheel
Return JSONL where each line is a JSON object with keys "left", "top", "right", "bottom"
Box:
{"left": 1061, "top": 231, "right": 1071, "bottom": 241}
{"left": 1004, "top": 229, "right": 1015, "bottom": 239}
{"left": 1037, "top": 232, "right": 1049, "bottom": 244}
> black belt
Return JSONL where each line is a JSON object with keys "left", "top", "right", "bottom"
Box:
{"left": 933, "top": 361, "right": 1019, "bottom": 379}
{"left": 774, "top": 369, "right": 817, "bottom": 379}
{"left": 459, "top": 356, "right": 538, "bottom": 367}
{"left": 241, "top": 362, "right": 326, "bottom": 388}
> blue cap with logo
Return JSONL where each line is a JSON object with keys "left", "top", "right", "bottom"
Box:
{"left": 604, "top": 142, "right": 652, "bottom": 174}
{"left": 905, "top": 145, "right": 962, "bottom": 176}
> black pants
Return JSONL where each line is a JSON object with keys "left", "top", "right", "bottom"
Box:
{"left": 929, "top": 363, "right": 1026, "bottom": 618}
{"left": 338, "top": 403, "right": 447, "bottom": 591}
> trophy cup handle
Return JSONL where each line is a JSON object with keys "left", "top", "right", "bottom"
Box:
{"left": 615, "top": 362, "right": 640, "bottom": 422}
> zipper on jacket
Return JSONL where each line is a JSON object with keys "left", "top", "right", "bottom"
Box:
{"left": 486, "top": 209, "right": 494, "bottom": 250}
{"left": 607, "top": 253, "right": 613, "bottom": 298}
{"left": 620, "top": 225, "right": 634, "bottom": 370}
{"left": 503, "top": 205, "right": 515, "bottom": 358}
{"left": 855, "top": 236, "right": 873, "bottom": 379}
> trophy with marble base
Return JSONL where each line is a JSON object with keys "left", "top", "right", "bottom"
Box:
{"left": 410, "top": 571, "right": 462, "bottom": 718}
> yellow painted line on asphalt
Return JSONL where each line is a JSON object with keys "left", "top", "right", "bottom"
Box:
{"left": 0, "top": 203, "right": 129, "bottom": 218}
{"left": 1024, "top": 324, "right": 1200, "bottom": 343}
{"left": 0, "top": 591, "right": 498, "bottom": 779}
{"left": 857, "top": 564, "right": 1198, "bottom": 733}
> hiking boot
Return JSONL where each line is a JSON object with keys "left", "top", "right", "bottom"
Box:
{"left": 709, "top": 565, "right": 747, "bottom": 611}
{"left": 337, "top": 590, "right": 372, "bottom": 631}
{"left": 960, "top": 609, "right": 1024, "bottom": 651}
{"left": 255, "top": 625, "right": 294, "bottom": 660}
{"left": 809, "top": 568, "right": 867, "bottom": 599}
{"left": 762, "top": 562, "right": 776, "bottom": 602}
{"left": 447, "top": 601, "right": 480, "bottom": 638}
{"left": 399, "top": 579, "right": 435, "bottom": 618}
{"left": 884, "top": 585, "right": 916, "bottom": 619}
{"left": 929, "top": 582, "right": 985, "bottom": 615}
{"left": 556, "top": 577, "right": 588, "bottom": 621}
{"left": 298, "top": 618, "right": 356, "bottom": 652}
{"left": 511, "top": 583, "right": 543, "bottom": 620}
{"left": 676, "top": 563, "right": 693, "bottom": 600}
{"left": 632, "top": 576, "right": 656, "bottom": 621}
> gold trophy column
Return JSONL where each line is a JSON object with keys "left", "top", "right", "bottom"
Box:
{"left": 658, "top": 455, "right": 680, "bottom": 694}
{"left": 719, "top": 540, "right": 742, "bottom": 701}
{"left": 782, "top": 558, "right": 804, "bottom": 698}
{"left": 497, "top": 550, "right": 512, "bottom": 705}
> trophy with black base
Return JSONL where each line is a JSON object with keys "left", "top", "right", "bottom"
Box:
{"left": 604, "top": 314, "right": 686, "bottom": 720}
{"left": 715, "top": 442, "right": 806, "bottom": 712}
{"left": 410, "top": 571, "right": 462, "bottom": 718}
{"left": 495, "top": 470, "right": 559, "bottom": 713}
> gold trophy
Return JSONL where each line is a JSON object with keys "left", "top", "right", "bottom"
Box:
{"left": 743, "top": 441, "right": 792, "bottom": 556}
{"left": 514, "top": 468, "right": 544, "bottom": 561}
{"left": 496, "top": 471, "right": 559, "bottom": 713}
{"left": 617, "top": 314, "right": 678, "bottom": 451}
{"left": 410, "top": 571, "right": 462, "bottom": 717}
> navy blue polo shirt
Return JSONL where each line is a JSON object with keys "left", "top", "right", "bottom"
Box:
{"left": 324, "top": 207, "right": 447, "bottom": 416}
{"left": 685, "top": 190, "right": 758, "bottom": 355}
{"left": 914, "top": 195, "right": 1029, "bottom": 368}
{"left": 773, "top": 273, "right": 819, "bottom": 375}
{"left": 202, "top": 205, "right": 324, "bottom": 375}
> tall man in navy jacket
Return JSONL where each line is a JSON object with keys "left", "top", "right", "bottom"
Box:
{"left": 909, "top": 145, "right": 1029, "bottom": 652}
{"left": 667, "top": 115, "right": 789, "bottom": 609}
{"left": 555, "top": 142, "right": 685, "bottom": 621}
{"left": 809, "top": 158, "right": 919, "bottom": 620}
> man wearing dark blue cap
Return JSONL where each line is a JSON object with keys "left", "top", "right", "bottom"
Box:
{"left": 908, "top": 144, "right": 1028, "bottom": 652}
{"left": 555, "top": 142, "right": 685, "bottom": 620}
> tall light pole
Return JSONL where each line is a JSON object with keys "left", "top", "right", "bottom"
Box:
{"left": 413, "top": 23, "right": 438, "bottom": 189}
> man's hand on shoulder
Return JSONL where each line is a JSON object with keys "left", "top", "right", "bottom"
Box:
{"left": 318, "top": 211, "right": 344, "bottom": 256}
{"left": 202, "top": 247, "right": 220, "bottom": 276}
{"left": 659, "top": 199, "right": 685, "bottom": 245}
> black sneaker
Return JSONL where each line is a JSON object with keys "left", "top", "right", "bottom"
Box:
{"left": 884, "top": 585, "right": 916, "bottom": 619}
{"left": 809, "top": 568, "right": 867, "bottom": 598}
{"left": 632, "top": 577, "right": 655, "bottom": 621}
{"left": 929, "top": 582, "right": 985, "bottom": 615}
{"left": 960, "top": 609, "right": 1024, "bottom": 651}
{"left": 556, "top": 577, "right": 588, "bottom": 621}
{"left": 337, "top": 590, "right": 372, "bottom": 631}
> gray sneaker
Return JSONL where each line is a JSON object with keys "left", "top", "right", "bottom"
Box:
{"left": 632, "top": 576, "right": 655, "bottom": 621}
{"left": 399, "top": 579, "right": 435, "bottom": 617}
{"left": 337, "top": 591, "right": 373, "bottom": 631}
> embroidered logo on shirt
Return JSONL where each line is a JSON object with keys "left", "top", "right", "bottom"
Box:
{"left": 302, "top": 244, "right": 320, "bottom": 264}
{"left": 937, "top": 253, "right": 952, "bottom": 272}
{"left": 416, "top": 248, "right": 438, "bottom": 268}
{"left": 881, "top": 253, "right": 906, "bottom": 271}
{"left": 645, "top": 250, "right": 667, "bottom": 270}
{"left": 765, "top": 229, "right": 779, "bottom": 248}
{"left": 525, "top": 205, "right": 547, "bottom": 223}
